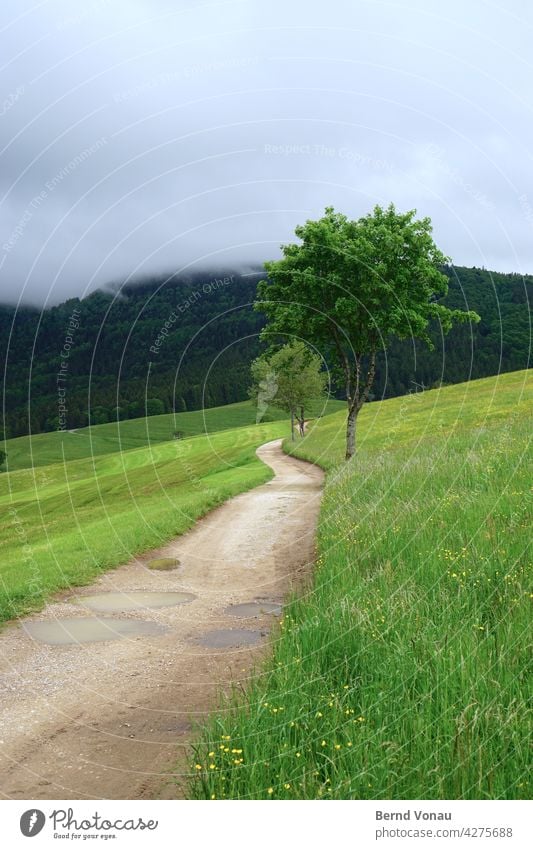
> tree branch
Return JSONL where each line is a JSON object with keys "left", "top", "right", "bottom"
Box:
{"left": 357, "top": 349, "right": 377, "bottom": 412}
{"left": 331, "top": 321, "right": 355, "bottom": 406}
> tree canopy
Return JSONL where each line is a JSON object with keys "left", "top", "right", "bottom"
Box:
{"left": 250, "top": 341, "right": 327, "bottom": 438}
{"left": 256, "top": 205, "right": 480, "bottom": 458}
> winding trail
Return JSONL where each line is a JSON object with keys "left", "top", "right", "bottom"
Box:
{"left": 0, "top": 441, "right": 323, "bottom": 800}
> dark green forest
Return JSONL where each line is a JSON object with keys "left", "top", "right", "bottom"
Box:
{"left": 0, "top": 265, "right": 530, "bottom": 439}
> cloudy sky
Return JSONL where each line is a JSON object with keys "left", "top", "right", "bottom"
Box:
{"left": 1, "top": 0, "right": 532, "bottom": 305}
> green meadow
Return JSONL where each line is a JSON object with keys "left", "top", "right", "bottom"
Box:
{"left": 2, "top": 400, "right": 280, "bottom": 472}
{"left": 189, "top": 369, "right": 532, "bottom": 800}
{"left": 0, "top": 396, "right": 343, "bottom": 623}
{"left": 3, "top": 397, "right": 344, "bottom": 472}
{"left": 0, "top": 417, "right": 293, "bottom": 623}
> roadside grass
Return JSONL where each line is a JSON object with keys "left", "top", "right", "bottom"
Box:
{"left": 2, "top": 398, "right": 344, "bottom": 472}
{"left": 0, "top": 419, "right": 291, "bottom": 624}
{"left": 189, "top": 369, "right": 532, "bottom": 800}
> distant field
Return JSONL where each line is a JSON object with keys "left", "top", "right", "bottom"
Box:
{"left": 190, "top": 369, "right": 532, "bottom": 800}
{"left": 0, "top": 418, "right": 294, "bottom": 623}
{"left": 2, "top": 398, "right": 344, "bottom": 472}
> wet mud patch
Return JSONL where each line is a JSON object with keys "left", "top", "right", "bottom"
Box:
{"left": 74, "top": 591, "right": 196, "bottom": 612}
{"left": 23, "top": 617, "right": 169, "bottom": 645}
{"left": 223, "top": 600, "right": 282, "bottom": 618}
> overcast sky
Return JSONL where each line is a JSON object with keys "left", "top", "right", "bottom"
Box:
{"left": 1, "top": 0, "right": 532, "bottom": 306}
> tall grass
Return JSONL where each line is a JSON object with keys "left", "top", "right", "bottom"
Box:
{"left": 189, "top": 370, "right": 532, "bottom": 799}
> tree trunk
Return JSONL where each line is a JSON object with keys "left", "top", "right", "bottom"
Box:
{"left": 344, "top": 349, "right": 376, "bottom": 460}
{"left": 345, "top": 405, "right": 358, "bottom": 460}
{"left": 290, "top": 409, "right": 295, "bottom": 441}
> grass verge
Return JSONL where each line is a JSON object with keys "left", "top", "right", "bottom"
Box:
{"left": 188, "top": 369, "right": 532, "bottom": 800}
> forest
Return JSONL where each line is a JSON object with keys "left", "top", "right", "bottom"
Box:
{"left": 0, "top": 265, "right": 530, "bottom": 438}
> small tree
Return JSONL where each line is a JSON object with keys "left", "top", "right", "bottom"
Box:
{"left": 145, "top": 398, "right": 165, "bottom": 416}
{"left": 250, "top": 341, "right": 327, "bottom": 439}
{"left": 256, "top": 205, "right": 479, "bottom": 459}
{"left": 0, "top": 449, "right": 6, "bottom": 470}
{"left": 90, "top": 406, "right": 109, "bottom": 425}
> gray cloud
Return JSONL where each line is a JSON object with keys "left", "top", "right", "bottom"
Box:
{"left": 1, "top": 0, "right": 532, "bottom": 305}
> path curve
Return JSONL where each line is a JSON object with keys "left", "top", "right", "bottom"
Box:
{"left": 0, "top": 440, "right": 323, "bottom": 800}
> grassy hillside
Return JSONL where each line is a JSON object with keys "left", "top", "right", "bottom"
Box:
{"left": 0, "top": 418, "right": 293, "bottom": 623}
{"left": 190, "top": 369, "right": 532, "bottom": 800}
{"left": 2, "top": 398, "right": 344, "bottom": 472}
{"left": 289, "top": 369, "right": 532, "bottom": 468}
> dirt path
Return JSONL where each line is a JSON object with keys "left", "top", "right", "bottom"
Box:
{"left": 0, "top": 441, "right": 323, "bottom": 800}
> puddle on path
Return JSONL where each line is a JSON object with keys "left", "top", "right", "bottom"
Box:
{"left": 23, "top": 617, "right": 169, "bottom": 645}
{"left": 195, "top": 629, "right": 265, "bottom": 649}
{"left": 147, "top": 557, "right": 181, "bottom": 571}
{"left": 224, "top": 600, "right": 282, "bottom": 618}
{"left": 74, "top": 591, "right": 196, "bottom": 612}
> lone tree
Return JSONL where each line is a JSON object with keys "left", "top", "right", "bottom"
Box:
{"left": 249, "top": 340, "right": 327, "bottom": 440}
{"left": 0, "top": 449, "right": 6, "bottom": 470}
{"left": 256, "top": 204, "right": 479, "bottom": 459}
